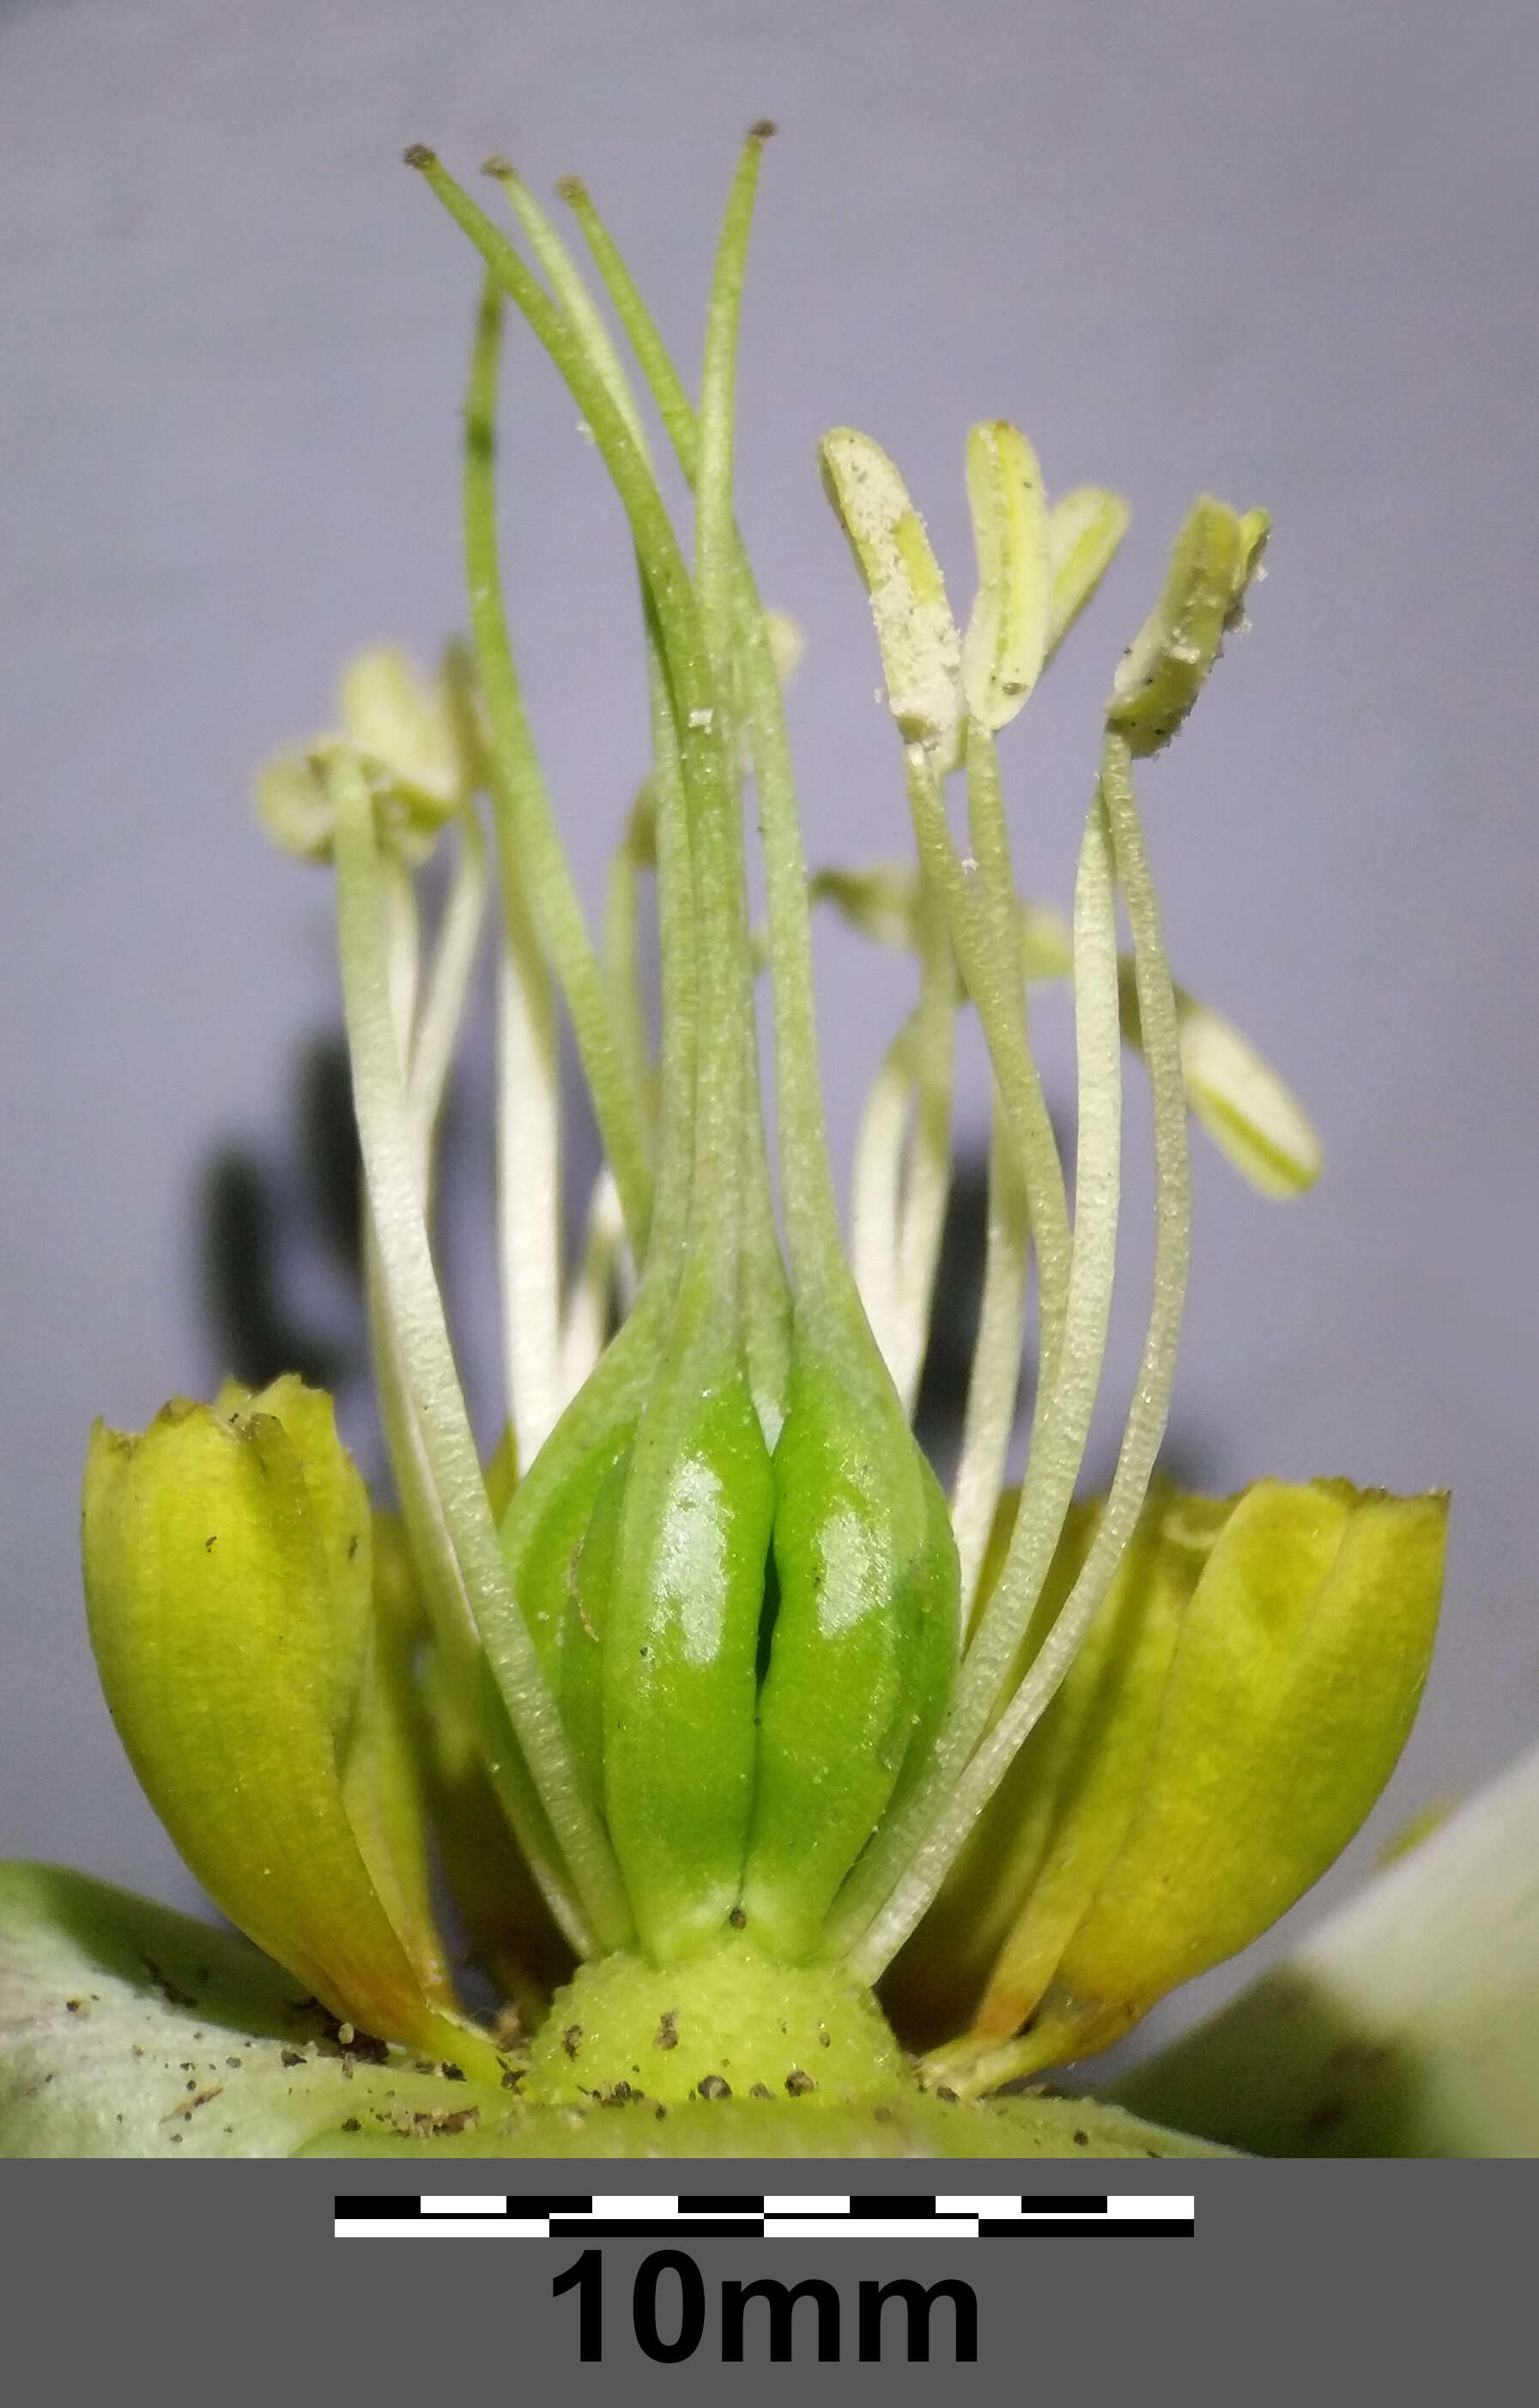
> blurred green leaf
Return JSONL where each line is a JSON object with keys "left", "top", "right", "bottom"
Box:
{"left": 0, "top": 1864, "right": 496, "bottom": 2157}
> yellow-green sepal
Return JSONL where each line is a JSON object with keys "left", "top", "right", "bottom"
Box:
{"left": 81, "top": 1390, "right": 499, "bottom": 2078}
{"left": 336, "top": 1508, "right": 462, "bottom": 2015}
{"left": 214, "top": 1374, "right": 373, "bottom": 1730}
{"left": 924, "top": 1478, "right": 1446, "bottom": 2088}
{"left": 886, "top": 1488, "right": 1226, "bottom": 2053}
{"left": 1110, "top": 1742, "right": 1539, "bottom": 2156}
{"left": 1108, "top": 495, "right": 1267, "bottom": 755}
{"left": 215, "top": 1392, "right": 454, "bottom": 2010}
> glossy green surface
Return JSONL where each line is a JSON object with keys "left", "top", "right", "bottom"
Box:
{"left": 744, "top": 1340, "right": 960, "bottom": 1960}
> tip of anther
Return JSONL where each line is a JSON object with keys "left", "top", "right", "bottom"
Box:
{"left": 481, "top": 154, "right": 515, "bottom": 179}
{"left": 555, "top": 174, "right": 587, "bottom": 206}
{"left": 748, "top": 118, "right": 778, "bottom": 143}
{"left": 403, "top": 143, "right": 436, "bottom": 170}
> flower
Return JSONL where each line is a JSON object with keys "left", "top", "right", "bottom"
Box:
{"left": 3, "top": 130, "right": 1489, "bottom": 2162}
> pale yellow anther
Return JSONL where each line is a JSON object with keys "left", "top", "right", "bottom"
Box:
{"left": 254, "top": 747, "right": 337, "bottom": 863}
{"left": 1045, "top": 487, "right": 1131, "bottom": 656}
{"left": 1176, "top": 995, "right": 1320, "bottom": 1198}
{"left": 341, "top": 647, "right": 464, "bottom": 808}
{"left": 961, "top": 421, "right": 1051, "bottom": 731}
{"left": 820, "top": 428, "right": 964, "bottom": 766}
{"left": 1109, "top": 496, "right": 1263, "bottom": 756}
{"left": 254, "top": 648, "right": 472, "bottom": 868}
{"left": 764, "top": 607, "right": 806, "bottom": 687}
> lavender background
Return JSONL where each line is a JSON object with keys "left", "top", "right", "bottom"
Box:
{"left": 3, "top": 0, "right": 1536, "bottom": 2063}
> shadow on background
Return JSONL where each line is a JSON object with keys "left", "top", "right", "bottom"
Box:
{"left": 200, "top": 1033, "right": 366, "bottom": 1400}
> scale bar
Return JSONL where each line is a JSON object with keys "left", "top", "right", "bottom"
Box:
{"left": 336, "top": 2191, "right": 1194, "bottom": 2243}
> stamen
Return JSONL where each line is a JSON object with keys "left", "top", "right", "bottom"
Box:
{"left": 404, "top": 803, "right": 488, "bottom": 1192}
{"left": 1044, "top": 487, "right": 1131, "bottom": 655}
{"left": 330, "top": 749, "right": 633, "bottom": 1950}
{"left": 602, "top": 785, "right": 661, "bottom": 1154}
{"left": 948, "top": 1082, "right": 1032, "bottom": 1616}
{"left": 560, "top": 1167, "right": 628, "bottom": 1402}
{"left": 495, "top": 932, "right": 563, "bottom": 1466}
{"left": 960, "top": 420, "right": 1051, "bottom": 731}
{"left": 851, "top": 1007, "right": 918, "bottom": 1377}
{"left": 895, "top": 734, "right": 1073, "bottom": 1450}
{"left": 889, "top": 877, "right": 957, "bottom": 1417}
{"left": 354, "top": 850, "right": 590, "bottom": 1953}
{"left": 846, "top": 734, "right": 1189, "bottom": 1981}
{"left": 463, "top": 276, "right": 654, "bottom": 1261}
{"left": 947, "top": 731, "right": 1124, "bottom": 1747}
{"left": 828, "top": 737, "right": 1122, "bottom": 1960}
{"left": 848, "top": 961, "right": 954, "bottom": 1421}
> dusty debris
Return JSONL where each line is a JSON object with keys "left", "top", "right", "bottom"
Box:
{"left": 385, "top": 2102, "right": 481, "bottom": 2140}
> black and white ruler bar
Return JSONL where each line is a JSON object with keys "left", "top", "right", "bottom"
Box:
{"left": 335, "top": 2192, "right": 1193, "bottom": 2241}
